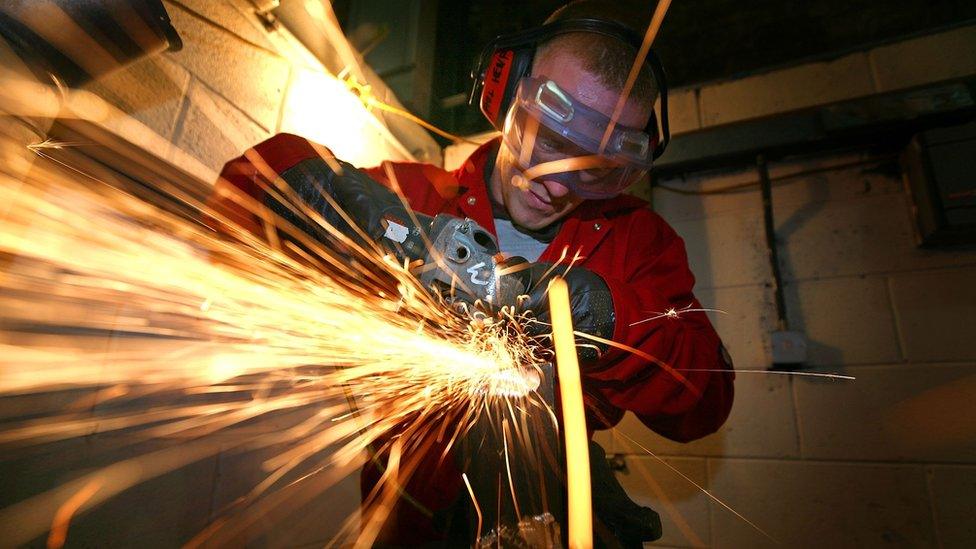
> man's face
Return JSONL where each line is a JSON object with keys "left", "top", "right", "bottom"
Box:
{"left": 489, "top": 47, "right": 652, "bottom": 231}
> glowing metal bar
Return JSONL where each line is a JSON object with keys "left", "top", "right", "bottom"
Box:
{"left": 548, "top": 278, "right": 592, "bottom": 549}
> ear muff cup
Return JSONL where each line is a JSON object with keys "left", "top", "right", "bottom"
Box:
{"left": 479, "top": 47, "right": 534, "bottom": 129}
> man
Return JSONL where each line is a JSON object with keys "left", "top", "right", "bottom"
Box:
{"left": 213, "top": 1, "right": 734, "bottom": 545}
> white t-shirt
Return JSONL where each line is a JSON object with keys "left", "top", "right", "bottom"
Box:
{"left": 494, "top": 217, "right": 549, "bottom": 261}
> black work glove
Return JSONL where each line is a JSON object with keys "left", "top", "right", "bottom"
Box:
{"left": 268, "top": 156, "right": 418, "bottom": 258}
{"left": 502, "top": 258, "right": 616, "bottom": 365}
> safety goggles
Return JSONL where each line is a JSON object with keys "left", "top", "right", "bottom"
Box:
{"left": 500, "top": 77, "right": 655, "bottom": 199}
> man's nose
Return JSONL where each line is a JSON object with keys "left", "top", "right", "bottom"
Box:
{"left": 541, "top": 179, "right": 571, "bottom": 198}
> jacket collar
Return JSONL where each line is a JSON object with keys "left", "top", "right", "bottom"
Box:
{"left": 451, "top": 139, "right": 498, "bottom": 232}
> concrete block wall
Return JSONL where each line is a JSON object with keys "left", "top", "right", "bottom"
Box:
{"left": 84, "top": 0, "right": 440, "bottom": 182}
{"left": 616, "top": 153, "right": 976, "bottom": 548}
{"left": 605, "top": 24, "right": 976, "bottom": 549}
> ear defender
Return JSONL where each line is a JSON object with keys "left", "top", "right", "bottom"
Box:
{"left": 475, "top": 42, "right": 536, "bottom": 129}
{"left": 470, "top": 18, "right": 671, "bottom": 160}
{"left": 479, "top": 49, "right": 515, "bottom": 127}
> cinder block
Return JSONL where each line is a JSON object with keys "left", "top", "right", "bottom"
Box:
{"left": 695, "top": 284, "right": 774, "bottom": 370}
{"left": 660, "top": 88, "right": 700, "bottom": 136}
{"left": 653, "top": 168, "right": 764, "bottom": 225}
{"left": 86, "top": 56, "right": 190, "bottom": 141}
{"left": 795, "top": 363, "right": 976, "bottom": 462}
{"left": 889, "top": 268, "right": 976, "bottom": 363}
{"left": 869, "top": 25, "right": 976, "bottom": 92}
{"left": 670, "top": 212, "right": 768, "bottom": 290}
{"left": 593, "top": 428, "right": 615, "bottom": 453}
{"left": 613, "top": 456, "right": 710, "bottom": 547}
{"left": 612, "top": 359, "right": 798, "bottom": 459}
{"left": 777, "top": 189, "right": 976, "bottom": 281}
{"left": 776, "top": 193, "right": 913, "bottom": 281}
{"left": 699, "top": 53, "right": 875, "bottom": 127}
{"left": 769, "top": 155, "right": 905, "bottom": 208}
{"left": 165, "top": 5, "right": 289, "bottom": 131}
{"left": 264, "top": 23, "right": 331, "bottom": 69}
{"left": 0, "top": 116, "right": 51, "bottom": 184}
{"left": 443, "top": 142, "right": 480, "bottom": 172}
{"left": 174, "top": 79, "right": 271, "bottom": 173}
{"left": 783, "top": 276, "right": 901, "bottom": 366}
{"left": 928, "top": 465, "right": 976, "bottom": 548}
{"left": 708, "top": 458, "right": 936, "bottom": 548}
{"left": 166, "top": 0, "right": 277, "bottom": 51}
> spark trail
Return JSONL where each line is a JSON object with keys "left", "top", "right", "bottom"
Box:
{"left": 0, "top": 135, "right": 552, "bottom": 547}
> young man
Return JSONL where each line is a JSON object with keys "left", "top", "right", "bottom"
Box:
{"left": 214, "top": 1, "right": 734, "bottom": 544}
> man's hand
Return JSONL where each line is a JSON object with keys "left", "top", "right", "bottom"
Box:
{"left": 502, "top": 259, "right": 616, "bottom": 364}
{"left": 272, "top": 158, "right": 513, "bottom": 306}
{"left": 271, "top": 157, "right": 415, "bottom": 256}
{"left": 327, "top": 162, "right": 408, "bottom": 243}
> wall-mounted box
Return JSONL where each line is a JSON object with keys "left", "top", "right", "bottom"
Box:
{"left": 902, "top": 120, "right": 976, "bottom": 247}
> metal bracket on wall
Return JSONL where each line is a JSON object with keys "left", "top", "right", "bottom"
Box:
{"left": 653, "top": 78, "right": 976, "bottom": 180}
{"left": 757, "top": 155, "right": 809, "bottom": 368}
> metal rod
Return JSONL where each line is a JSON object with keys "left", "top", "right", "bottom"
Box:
{"left": 758, "top": 154, "right": 788, "bottom": 331}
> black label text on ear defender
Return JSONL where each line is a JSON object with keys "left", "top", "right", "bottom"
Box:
{"left": 482, "top": 50, "right": 514, "bottom": 123}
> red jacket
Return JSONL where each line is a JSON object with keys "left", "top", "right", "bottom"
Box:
{"left": 213, "top": 133, "right": 734, "bottom": 540}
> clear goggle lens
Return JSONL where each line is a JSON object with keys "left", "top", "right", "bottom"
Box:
{"left": 500, "top": 78, "right": 654, "bottom": 199}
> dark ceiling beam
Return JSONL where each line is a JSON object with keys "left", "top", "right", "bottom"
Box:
{"left": 653, "top": 77, "right": 976, "bottom": 180}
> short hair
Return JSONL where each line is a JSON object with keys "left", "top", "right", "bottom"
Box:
{"left": 535, "top": 0, "right": 658, "bottom": 106}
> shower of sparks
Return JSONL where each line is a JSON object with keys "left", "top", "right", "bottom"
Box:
{"left": 25, "top": 138, "right": 88, "bottom": 153}
{"left": 0, "top": 132, "right": 557, "bottom": 547}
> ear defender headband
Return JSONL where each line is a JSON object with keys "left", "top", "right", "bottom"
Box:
{"left": 470, "top": 18, "right": 670, "bottom": 160}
